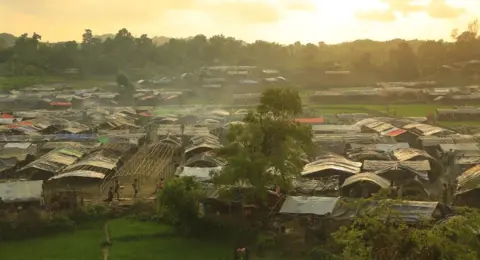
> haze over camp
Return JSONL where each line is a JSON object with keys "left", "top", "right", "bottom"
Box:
{"left": 1, "top": 1, "right": 480, "bottom": 260}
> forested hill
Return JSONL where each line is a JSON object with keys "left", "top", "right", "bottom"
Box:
{"left": 0, "top": 19, "right": 479, "bottom": 86}
{"left": 0, "top": 33, "right": 171, "bottom": 47}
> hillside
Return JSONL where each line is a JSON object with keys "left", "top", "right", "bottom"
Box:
{"left": 0, "top": 32, "right": 171, "bottom": 46}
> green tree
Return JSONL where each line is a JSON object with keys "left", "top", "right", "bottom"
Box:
{"left": 157, "top": 177, "right": 201, "bottom": 233}
{"left": 452, "top": 19, "right": 480, "bottom": 62}
{"left": 79, "top": 29, "right": 103, "bottom": 75}
{"left": 213, "top": 88, "right": 313, "bottom": 200}
{"left": 331, "top": 195, "right": 480, "bottom": 260}
{"left": 388, "top": 41, "right": 419, "bottom": 80}
{"left": 8, "top": 33, "right": 46, "bottom": 76}
{"left": 417, "top": 40, "right": 448, "bottom": 77}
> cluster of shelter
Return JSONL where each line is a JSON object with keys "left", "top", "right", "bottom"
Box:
{"left": 0, "top": 106, "right": 150, "bottom": 207}
{"left": 160, "top": 111, "right": 480, "bottom": 243}
{"left": 200, "top": 66, "right": 287, "bottom": 90}
{"left": 309, "top": 82, "right": 480, "bottom": 105}
{"left": 2, "top": 102, "right": 480, "bottom": 244}
{"left": 0, "top": 105, "right": 246, "bottom": 208}
{"left": 0, "top": 85, "right": 185, "bottom": 111}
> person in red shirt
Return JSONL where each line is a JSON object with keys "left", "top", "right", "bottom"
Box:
{"left": 154, "top": 178, "right": 164, "bottom": 194}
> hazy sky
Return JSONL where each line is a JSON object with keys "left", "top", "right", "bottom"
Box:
{"left": 1, "top": 0, "right": 479, "bottom": 44}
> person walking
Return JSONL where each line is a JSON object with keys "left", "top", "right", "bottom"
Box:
{"left": 153, "top": 178, "right": 165, "bottom": 195}
{"left": 157, "top": 178, "right": 164, "bottom": 191}
{"left": 114, "top": 180, "right": 121, "bottom": 200}
{"left": 104, "top": 187, "right": 114, "bottom": 204}
{"left": 132, "top": 179, "right": 139, "bottom": 198}
{"left": 442, "top": 183, "right": 449, "bottom": 205}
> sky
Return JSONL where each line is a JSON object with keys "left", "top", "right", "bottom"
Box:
{"left": 0, "top": 0, "right": 479, "bottom": 44}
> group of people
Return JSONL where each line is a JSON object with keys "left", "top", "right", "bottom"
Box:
{"left": 104, "top": 178, "right": 165, "bottom": 203}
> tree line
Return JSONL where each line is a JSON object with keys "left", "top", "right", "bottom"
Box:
{"left": 0, "top": 19, "right": 479, "bottom": 87}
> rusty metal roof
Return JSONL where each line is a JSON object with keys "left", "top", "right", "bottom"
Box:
{"left": 363, "top": 160, "right": 431, "bottom": 171}
{"left": 302, "top": 157, "right": 362, "bottom": 176}
{"left": 393, "top": 148, "right": 435, "bottom": 161}
{"left": 456, "top": 165, "right": 480, "bottom": 195}
{"left": 349, "top": 143, "right": 410, "bottom": 152}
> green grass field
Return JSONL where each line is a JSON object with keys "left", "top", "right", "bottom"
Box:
{"left": 0, "top": 219, "right": 233, "bottom": 260}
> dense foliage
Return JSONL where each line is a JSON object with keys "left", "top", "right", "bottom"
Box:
{"left": 327, "top": 195, "right": 480, "bottom": 260}
{"left": 0, "top": 19, "right": 479, "bottom": 86}
{"left": 157, "top": 177, "right": 201, "bottom": 233}
{"left": 213, "top": 88, "right": 314, "bottom": 199}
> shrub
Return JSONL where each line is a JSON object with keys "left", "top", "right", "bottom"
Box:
{"left": 68, "top": 204, "right": 108, "bottom": 223}
{"left": 157, "top": 177, "right": 201, "bottom": 234}
{"left": 0, "top": 209, "right": 75, "bottom": 241}
{"left": 330, "top": 197, "right": 480, "bottom": 260}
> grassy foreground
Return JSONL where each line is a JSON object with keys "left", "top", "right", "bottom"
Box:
{"left": 0, "top": 219, "right": 232, "bottom": 260}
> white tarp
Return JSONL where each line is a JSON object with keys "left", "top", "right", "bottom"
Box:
{"left": 0, "top": 180, "right": 43, "bottom": 203}
{"left": 4, "top": 142, "right": 32, "bottom": 149}
{"left": 279, "top": 196, "right": 340, "bottom": 216}
{"left": 176, "top": 166, "right": 223, "bottom": 181}
{"left": 49, "top": 170, "right": 105, "bottom": 180}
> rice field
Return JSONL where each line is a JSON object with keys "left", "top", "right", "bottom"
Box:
{"left": 0, "top": 219, "right": 233, "bottom": 260}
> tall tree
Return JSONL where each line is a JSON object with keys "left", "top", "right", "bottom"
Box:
{"left": 213, "top": 88, "right": 313, "bottom": 200}
{"left": 417, "top": 40, "right": 448, "bottom": 76}
{"left": 388, "top": 41, "right": 419, "bottom": 80}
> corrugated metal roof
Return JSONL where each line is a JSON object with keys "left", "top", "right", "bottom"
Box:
{"left": 303, "top": 157, "right": 362, "bottom": 176}
{"left": 279, "top": 196, "right": 340, "bottom": 215}
{"left": 185, "top": 143, "right": 220, "bottom": 154}
{"left": 455, "top": 156, "right": 480, "bottom": 165}
{"left": 354, "top": 118, "right": 381, "bottom": 126}
{"left": 293, "top": 176, "right": 340, "bottom": 194}
{"left": 419, "top": 135, "right": 475, "bottom": 147}
{"left": 157, "top": 125, "right": 210, "bottom": 136}
{"left": 185, "top": 152, "right": 225, "bottom": 167}
{"left": 342, "top": 173, "right": 391, "bottom": 188}
{"left": 331, "top": 199, "right": 440, "bottom": 222}
{"left": 306, "top": 157, "right": 362, "bottom": 168}
{"left": 44, "top": 153, "right": 78, "bottom": 165}
{"left": 336, "top": 113, "right": 370, "bottom": 120}
{"left": 311, "top": 125, "right": 361, "bottom": 133}
{"left": 456, "top": 165, "right": 480, "bottom": 195}
{"left": 393, "top": 148, "right": 435, "bottom": 161}
{"left": 313, "top": 133, "right": 380, "bottom": 144}
{"left": 439, "top": 143, "right": 480, "bottom": 152}
{"left": 49, "top": 170, "right": 105, "bottom": 180}
{"left": 346, "top": 149, "right": 393, "bottom": 161}
{"left": 349, "top": 143, "right": 410, "bottom": 152}
{"left": 363, "top": 160, "right": 431, "bottom": 171}
{"left": 437, "top": 108, "right": 480, "bottom": 114}
{"left": 403, "top": 123, "right": 446, "bottom": 136}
